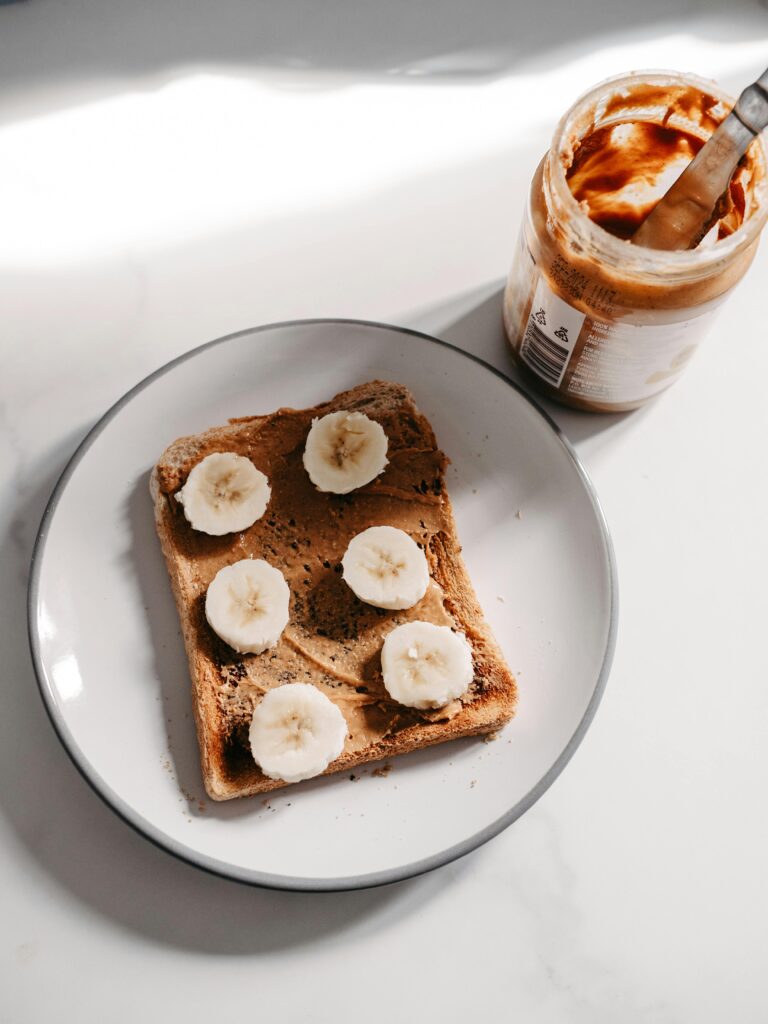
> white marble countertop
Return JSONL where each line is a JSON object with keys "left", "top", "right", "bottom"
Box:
{"left": 2, "top": 1, "right": 768, "bottom": 1020}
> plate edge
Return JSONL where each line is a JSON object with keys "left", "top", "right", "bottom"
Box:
{"left": 26, "top": 317, "right": 619, "bottom": 892}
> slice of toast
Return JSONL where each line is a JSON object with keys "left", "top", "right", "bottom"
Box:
{"left": 151, "top": 380, "right": 517, "bottom": 799}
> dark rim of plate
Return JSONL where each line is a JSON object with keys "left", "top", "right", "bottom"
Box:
{"left": 27, "top": 318, "right": 618, "bottom": 892}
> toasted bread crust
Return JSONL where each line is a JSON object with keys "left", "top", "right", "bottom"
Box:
{"left": 152, "top": 381, "right": 517, "bottom": 799}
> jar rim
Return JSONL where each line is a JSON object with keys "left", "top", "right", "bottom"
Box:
{"left": 545, "top": 69, "right": 768, "bottom": 282}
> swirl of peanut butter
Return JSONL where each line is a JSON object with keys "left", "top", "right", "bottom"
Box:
{"left": 565, "top": 85, "right": 758, "bottom": 242}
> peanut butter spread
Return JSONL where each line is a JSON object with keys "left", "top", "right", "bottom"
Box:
{"left": 564, "top": 82, "right": 761, "bottom": 246}
{"left": 504, "top": 73, "right": 768, "bottom": 414}
{"left": 156, "top": 382, "right": 501, "bottom": 780}
{"left": 520, "top": 80, "right": 767, "bottom": 321}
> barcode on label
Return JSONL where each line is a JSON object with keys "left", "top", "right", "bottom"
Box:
{"left": 521, "top": 320, "right": 571, "bottom": 386}
{"left": 519, "top": 275, "right": 586, "bottom": 388}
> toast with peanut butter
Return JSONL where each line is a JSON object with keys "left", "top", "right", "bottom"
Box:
{"left": 151, "top": 381, "right": 517, "bottom": 799}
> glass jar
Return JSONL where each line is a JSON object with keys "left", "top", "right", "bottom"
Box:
{"left": 503, "top": 71, "right": 768, "bottom": 412}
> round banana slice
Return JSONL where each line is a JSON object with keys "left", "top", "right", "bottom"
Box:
{"left": 342, "top": 525, "right": 429, "bottom": 610}
{"left": 205, "top": 558, "right": 290, "bottom": 654}
{"left": 303, "top": 410, "right": 388, "bottom": 494}
{"left": 381, "top": 621, "right": 474, "bottom": 710}
{"left": 176, "top": 452, "right": 271, "bottom": 536}
{"left": 249, "top": 683, "right": 348, "bottom": 783}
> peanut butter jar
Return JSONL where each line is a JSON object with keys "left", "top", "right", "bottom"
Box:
{"left": 503, "top": 71, "right": 768, "bottom": 412}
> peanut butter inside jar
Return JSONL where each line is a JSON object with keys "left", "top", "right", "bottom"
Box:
{"left": 503, "top": 71, "right": 767, "bottom": 412}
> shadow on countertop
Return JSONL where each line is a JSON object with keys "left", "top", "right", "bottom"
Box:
{"left": 410, "top": 279, "right": 648, "bottom": 449}
{"left": 0, "top": 0, "right": 766, "bottom": 123}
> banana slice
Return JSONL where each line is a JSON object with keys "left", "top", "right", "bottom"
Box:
{"left": 249, "top": 683, "right": 348, "bottom": 783}
{"left": 303, "top": 410, "right": 388, "bottom": 493}
{"left": 342, "top": 525, "right": 429, "bottom": 610}
{"left": 381, "top": 621, "right": 474, "bottom": 709}
{"left": 205, "top": 558, "right": 290, "bottom": 654}
{"left": 176, "top": 452, "right": 270, "bottom": 536}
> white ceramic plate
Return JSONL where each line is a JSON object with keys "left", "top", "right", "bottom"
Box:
{"left": 29, "top": 320, "right": 617, "bottom": 890}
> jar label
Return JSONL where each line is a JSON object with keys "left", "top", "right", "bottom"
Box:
{"left": 520, "top": 268, "right": 722, "bottom": 405}
{"left": 520, "top": 277, "right": 586, "bottom": 387}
